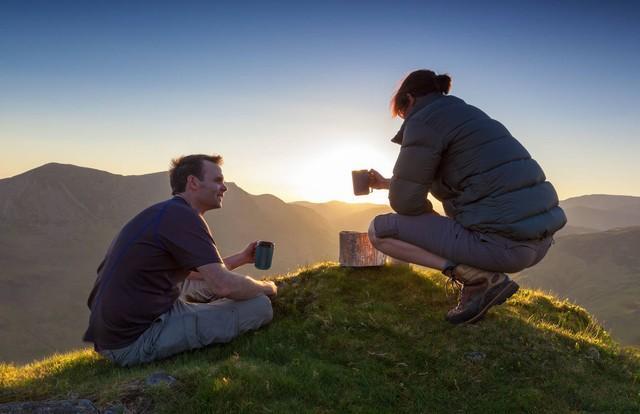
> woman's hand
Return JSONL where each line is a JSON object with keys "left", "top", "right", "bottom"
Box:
{"left": 369, "top": 169, "right": 391, "bottom": 190}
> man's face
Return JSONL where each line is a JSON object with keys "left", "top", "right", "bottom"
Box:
{"left": 193, "top": 161, "right": 227, "bottom": 210}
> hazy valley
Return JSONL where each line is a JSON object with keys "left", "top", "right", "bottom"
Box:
{"left": 1, "top": 163, "right": 638, "bottom": 363}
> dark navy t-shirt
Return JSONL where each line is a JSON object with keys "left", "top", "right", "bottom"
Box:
{"left": 83, "top": 196, "right": 222, "bottom": 350}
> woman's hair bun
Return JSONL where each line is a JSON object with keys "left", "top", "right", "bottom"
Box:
{"left": 435, "top": 74, "right": 452, "bottom": 94}
{"left": 390, "top": 69, "right": 453, "bottom": 117}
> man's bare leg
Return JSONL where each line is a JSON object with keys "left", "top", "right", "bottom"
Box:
{"left": 368, "top": 221, "right": 448, "bottom": 271}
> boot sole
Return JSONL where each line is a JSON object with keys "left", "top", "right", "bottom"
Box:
{"left": 464, "top": 280, "right": 520, "bottom": 324}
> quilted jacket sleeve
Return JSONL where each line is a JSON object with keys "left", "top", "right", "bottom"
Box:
{"left": 389, "top": 120, "right": 443, "bottom": 215}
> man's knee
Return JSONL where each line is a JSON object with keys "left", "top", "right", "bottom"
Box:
{"left": 238, "top": 295, "right": 273, "bottom": 333}
{"left": 255, "top": 294, "right": 273, "bottom": 325}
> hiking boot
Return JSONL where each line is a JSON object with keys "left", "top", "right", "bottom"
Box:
{"left": 444, "top": 264, "right": 519, "bottom": 324}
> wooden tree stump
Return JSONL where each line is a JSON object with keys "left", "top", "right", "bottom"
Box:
{"left": 339, "top": 231, "right": 386, "bottom": 267}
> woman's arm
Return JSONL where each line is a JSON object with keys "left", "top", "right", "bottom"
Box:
{"left": 388, "top": 122, "right": 443, "bottom": 215}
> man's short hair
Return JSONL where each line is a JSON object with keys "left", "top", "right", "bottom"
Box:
{"left": 169, "top": 154, "right": 223, "bottom": 195}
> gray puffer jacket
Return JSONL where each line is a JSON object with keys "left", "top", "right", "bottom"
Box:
{"left": 389, "top": 93, "right": 566, "bottom": 241}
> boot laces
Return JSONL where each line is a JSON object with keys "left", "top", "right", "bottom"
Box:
{"left": 445, "top": 273, "right": 463, "bottom": 299}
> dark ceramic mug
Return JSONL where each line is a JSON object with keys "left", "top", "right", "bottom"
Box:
{"left": 254, "top": 241, "right": 274, "bottom": 270}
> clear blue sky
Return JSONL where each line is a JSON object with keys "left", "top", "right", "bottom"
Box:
{"left": 1, "top": 0, "right": 638, "bottom": 203}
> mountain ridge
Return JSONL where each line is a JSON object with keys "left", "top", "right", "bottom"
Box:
{"left": 559, "top": 194, "right": 640, "bottom": 233}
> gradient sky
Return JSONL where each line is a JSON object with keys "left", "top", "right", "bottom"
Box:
{"left": 1, "top": 1, "right": 639, "bottom": 204}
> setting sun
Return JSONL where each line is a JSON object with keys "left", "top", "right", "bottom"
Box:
{"left": 291, "top": 141, "right": 393, "bottom": 204}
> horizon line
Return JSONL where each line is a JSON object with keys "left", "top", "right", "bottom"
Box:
{"left": 2, "top": 161, "right": 640, "bottom": 202}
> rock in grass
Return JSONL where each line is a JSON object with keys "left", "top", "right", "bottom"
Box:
{"left": 586, "top": 347, "right": 601, "bottom": 361}
{"left": 0, "top": 399, "right": 98, "bottom": 413}
{"left": 465, "top": 351, "right": 486, "bottom": 362}
{"left": 145, "top": 372, "right": 177, "bottom": 387}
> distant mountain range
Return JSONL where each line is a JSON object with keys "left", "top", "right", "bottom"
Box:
{"left": 557, "top": 194, "right": 640, "bottom": 235}
{"left": 0, "top": 163, "right": 389, "bottom": 363}
{"left": 1, "top": 164, "right": 638, "bottom": 363}
{"left": 292, "top": 200, "right": 392, "bottom": 236}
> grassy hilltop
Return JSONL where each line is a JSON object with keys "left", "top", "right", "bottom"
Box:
{"left": 1, "top": 264, "right": 639, "bottom": 413}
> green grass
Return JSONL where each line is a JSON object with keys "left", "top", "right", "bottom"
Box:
{"left": 2, "top": 263, "right": 639, "bottom": 413}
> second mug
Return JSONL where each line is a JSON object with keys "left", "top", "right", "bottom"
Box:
{"left": 352, "top": 170, "right": 372, "bottom": 196}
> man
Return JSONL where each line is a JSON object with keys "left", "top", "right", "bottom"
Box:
{"left": 83, "top": 154, "right": 277, "bottom": 366}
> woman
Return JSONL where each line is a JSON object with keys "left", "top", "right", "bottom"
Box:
{"left": 368, "top": 69, "right": 566, "bottom": 324}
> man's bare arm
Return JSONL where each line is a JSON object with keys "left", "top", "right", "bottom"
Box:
{"left": 186, "top": 252, "right": 247, "bottom": 280}
{"left": 222, "top": 252, "right": 248, "bottom": 271}
{"left": 187, "top": 241, "right": 257, "bottom": 279}
{"left": 196, "top": 262, "right": 276, "bottom": 301}
{"left": 221, "top": 241, "right": 258, "bottom": 271}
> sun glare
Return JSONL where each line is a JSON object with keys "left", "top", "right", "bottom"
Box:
{"left": 292, "top": 142, "right": 394, "bottom": 204}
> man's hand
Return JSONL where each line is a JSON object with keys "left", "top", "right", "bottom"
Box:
{"left": 224, "top": 242, "right": 259, "bottom": 270}
{"left": 241, "top": 241, "right": 258, "bottom": 265}
{"left": 262, "top": 280, "right": 277, "bottom": 298}
{"left": 369, "top": 169, "right": 391, "bottom": 190}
